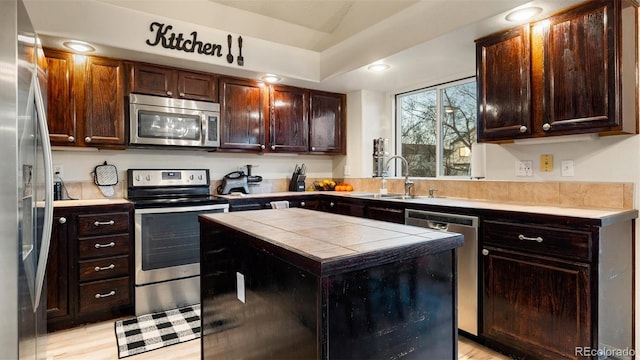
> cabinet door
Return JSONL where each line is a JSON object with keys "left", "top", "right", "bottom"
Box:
{"left": 482, "top": 247, "right": 592, "bottom": 359}
{"left": 476, "top": 26, "right": 531, "bottom": 142}
{"left": 82, "top": 56, "right": 126, "bottom": 146}
{"left": 177, "top": 71, "right": 217, "bottom": 102}
{"left": 309, "top": 91, "right": 345, "bottom": 153}
{"left": 129, "top": 63, "right": 176, "bottom": 97}
{"left": 47, "top": 213, "right": 69, "bottom": 321}
{"left": 538, "top": 0, "right": 619, "bottom": 134}
{"left": 269, "top": 85, "right": 308, "bottom": 152}
{"left": 44, "top": 49, "right": 77, "bottom": 146}
{"left": 219, "top": 77, "right": 268, "bottom": 151}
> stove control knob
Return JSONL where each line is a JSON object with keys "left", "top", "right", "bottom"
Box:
{"left": 135, "top": 175, "right": 141, "bottom": 182}
{"left": 146, "top": 175, "right": 151, "bottom": 181}
{"left": 198, "top": 175, "right": 203, "bottom": 180}
{"left": 190, "top": 174, "right": 194, "bottom": 180}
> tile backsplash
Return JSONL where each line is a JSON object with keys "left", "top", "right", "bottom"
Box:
{"left": 63, "top": 177, "right": 634, "bottom": 210}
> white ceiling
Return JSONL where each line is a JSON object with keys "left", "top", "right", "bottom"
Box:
{"left": 208, "top": 0, "right": 418, "bottom": 51}
{"left": 30, "top": 0, "right": 585, "bottom": 94}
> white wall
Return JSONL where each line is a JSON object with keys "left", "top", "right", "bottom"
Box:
{"left": 52, "top": 148, "right": 334, "bottom": 183}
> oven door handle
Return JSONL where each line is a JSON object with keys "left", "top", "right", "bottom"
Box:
{"left": 134, "top": 204, "right": 229, "bottom": 215}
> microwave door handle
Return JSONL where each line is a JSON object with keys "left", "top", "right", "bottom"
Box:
{"left": 201, "top": 112, "right": 207, "bottom": 145}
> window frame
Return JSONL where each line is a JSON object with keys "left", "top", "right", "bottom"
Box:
{"left": 395, "top": 76, "right": 476, "bottom": 178}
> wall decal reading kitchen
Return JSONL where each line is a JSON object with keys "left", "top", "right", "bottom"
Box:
{"left": 145, "top": 22, "right": 244, "bottom": 66}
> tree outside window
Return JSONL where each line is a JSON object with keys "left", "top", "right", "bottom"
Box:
{"left": 397, "top": 78, "right": 476, "bottom": 177}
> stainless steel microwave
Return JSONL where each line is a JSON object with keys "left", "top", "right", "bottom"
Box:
{"left": 129, "top": 93, "right": 220, "bottom": 148}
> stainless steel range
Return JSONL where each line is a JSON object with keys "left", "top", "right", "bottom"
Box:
{"left": 126, "top": 169, "right": 228, "bottom": 315}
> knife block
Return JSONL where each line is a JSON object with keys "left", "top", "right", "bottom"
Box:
{"left": 289, "top": 173, "right": 306, "bottom": 191}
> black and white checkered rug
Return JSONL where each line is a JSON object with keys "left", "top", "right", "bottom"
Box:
{"left": 114, "top": 304, "right": 201, "bottom": 358}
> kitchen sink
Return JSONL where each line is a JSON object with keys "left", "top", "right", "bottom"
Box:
{"left": 350, "top": 193, "right": 417, "bottom": 200}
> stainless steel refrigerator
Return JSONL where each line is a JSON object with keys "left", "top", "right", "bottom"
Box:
{"left": 1, "top": 0, "right": 54, "bottom": 359}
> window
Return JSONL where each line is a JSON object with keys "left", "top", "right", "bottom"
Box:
{"left": 396, "top": 78, "right": 476, "bottom": 177}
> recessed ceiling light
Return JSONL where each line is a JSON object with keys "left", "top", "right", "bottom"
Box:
{"left": 367, "top": 63, "right": 390, "bottom": 72}
{"left": 261, "top": 74, "right": 281, "bottom": 83}
{"left": 63, "top": 40, "right": 95, "bottom": 53}
{"left": 505, "top": 7, "right": 543, "bottom": 22}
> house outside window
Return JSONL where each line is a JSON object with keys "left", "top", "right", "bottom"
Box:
{"left": 396, "top": 77, "right": 477, "bottom": 177}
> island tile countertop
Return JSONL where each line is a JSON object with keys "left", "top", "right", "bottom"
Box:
{"left": 200, "top": 207, "right": 463, "bottom": 275}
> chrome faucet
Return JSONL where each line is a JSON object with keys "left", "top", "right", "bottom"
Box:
{"left": 384, "top": 155, "right": 414, "bottom": 196}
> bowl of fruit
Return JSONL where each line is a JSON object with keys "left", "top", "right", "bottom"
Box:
{"left": 313, "top": 179, "right": 336, "bottom": 191}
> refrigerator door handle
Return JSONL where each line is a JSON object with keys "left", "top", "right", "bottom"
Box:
{"left": 32, "top": 74, "right": 53, "bottom": 310}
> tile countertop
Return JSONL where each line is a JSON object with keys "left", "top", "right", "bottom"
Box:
{"left": 53, "top": 198, "right": 132, "bottom": 207}
{"left": 216, "top": 191, "right": 638, "bottom": 226}
{"left": 200, "top": 208, "right": 463, "bottom": 274}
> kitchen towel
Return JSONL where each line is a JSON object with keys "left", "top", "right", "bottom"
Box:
{"left": 270, "top": 200, "right": 289, "bottom": 209}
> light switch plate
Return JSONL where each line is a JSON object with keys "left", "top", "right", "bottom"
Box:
{"left": 540, "top": 154, "right": 553, "bottom": 172}
{"left": 561, "top": 160, "right": 574, "bottom": 177}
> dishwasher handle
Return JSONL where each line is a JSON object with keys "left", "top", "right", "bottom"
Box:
{"left": 427, "top": 221, "right": 449, "bottom": 231}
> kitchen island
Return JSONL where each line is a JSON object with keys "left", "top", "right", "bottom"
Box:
{"left": 199, "top": 208, "right": 463, "bottom": 359}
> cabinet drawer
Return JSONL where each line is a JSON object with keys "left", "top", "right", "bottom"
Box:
{"left": 77, "top": 212, "right": 129, "bottom": 236}
{"left": 78, "top": 255, "right": 129, "bottom": 282}
{"left": 78, "top": 234, "right": 129, "bottom": 259}
{"left": 79, "top": 277, "right": 130, "bottom": 314}
{"left": 483, "top": 220, "right": 592, "bottom": 261}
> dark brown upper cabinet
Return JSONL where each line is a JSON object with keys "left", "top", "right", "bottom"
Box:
{"left": 43, "top": 50, "right": 126, "bottom": 148}
{"left": 476, "top": 26, "right": 531, "bottom": 142}
{"left": 269, "top": 85, "right": 309, "bottom": 152}
{"left": 128, "top": 62, "right": 217, "bottom": 102}
{"left": 80, "top": 56, "right": 126, "bottom": 147}
{"left": 219, "top": 76, "right": 269, "bottom": 151}
{"left": 43, "top": 48, "right": 77, "bottom": 146}
{"left": 476, "top": 0, "right": 637, "bottom": 143}
{"left": 309, "top": 90, "right": 346, "bottom": 154}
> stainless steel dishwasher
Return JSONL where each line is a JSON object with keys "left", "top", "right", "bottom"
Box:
{"left": 405, "top": 209, "right": 479, "bottom": 336}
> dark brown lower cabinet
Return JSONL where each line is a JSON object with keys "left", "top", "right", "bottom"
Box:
{"left": 483, "top": 247, "right": 591, "bottom": 359}
{"left": 481, "top": 218, "right": 633, "bottom": 360}
{"left": 47, "top": 211, "right": 70, "bottom": 321}
{"left": 48, "top": 204, "right": 134, "bottom": 332}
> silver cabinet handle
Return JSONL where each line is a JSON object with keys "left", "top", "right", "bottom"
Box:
{"left": 311, "top": 146, "right": 316, "bottom": 151}
{"left": 95, "top": 290, "right": 116, "bottom": 299}
{"left": 330, "top": 202, "right": 335, "bottom": 207}
{"left": 94, "top": 264, "right": 115, "bottom": 272}
{"left": 270, "top": 145, "right": 276, "bottom": 150}
{"left": 482, "top": 249, "right": 489, "bottom": 256}
{"left": 260, "top": 144, "right": 265, "bottom": 150}
{"left": 542, "top": 123, "right": 551, "bottom": 131}
{"left": 95, "top": 242, "right": 116, "bottom": 249}
{"left": 179, "top": 92, "right": 185, "bottom": 97}
{"left": 59, "top": 217, "right": 67, "bottom": 224}
{"left": 84, "top": 136, "right": 92, "bottom": 143}
{"left": 518, "top": 234, "right": 543, "bottom": 243}
{"left": 519, "top": 126, "right": 527, "bottom": 133}
{"left": 94, "top": 220, "right": 115, "bottom": 226}
{"left": 67, "top": 136, "right": 75, "bottom": 142}
{"left": 300, "top": 201, "right": 306, "bottom": 207}
{"left": 167, "top": 91, "right": 173, "bottom": 96}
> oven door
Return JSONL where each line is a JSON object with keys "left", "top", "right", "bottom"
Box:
{"left": 134, "top": 204, "right": 227, "bottom": 286}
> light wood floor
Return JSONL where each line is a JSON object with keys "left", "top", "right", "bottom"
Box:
{"left": 46, "top": 318, "right": 510, "bottom": 360}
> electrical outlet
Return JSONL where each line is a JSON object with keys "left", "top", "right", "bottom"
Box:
{"left": 53, "top": 165, "right": 63, "bottom": 178}
{"left": 515, "top": 160, "right": 533, "bottom": 177}
{"left": 561, "top": 160, "right": 574, "bottom": 177}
